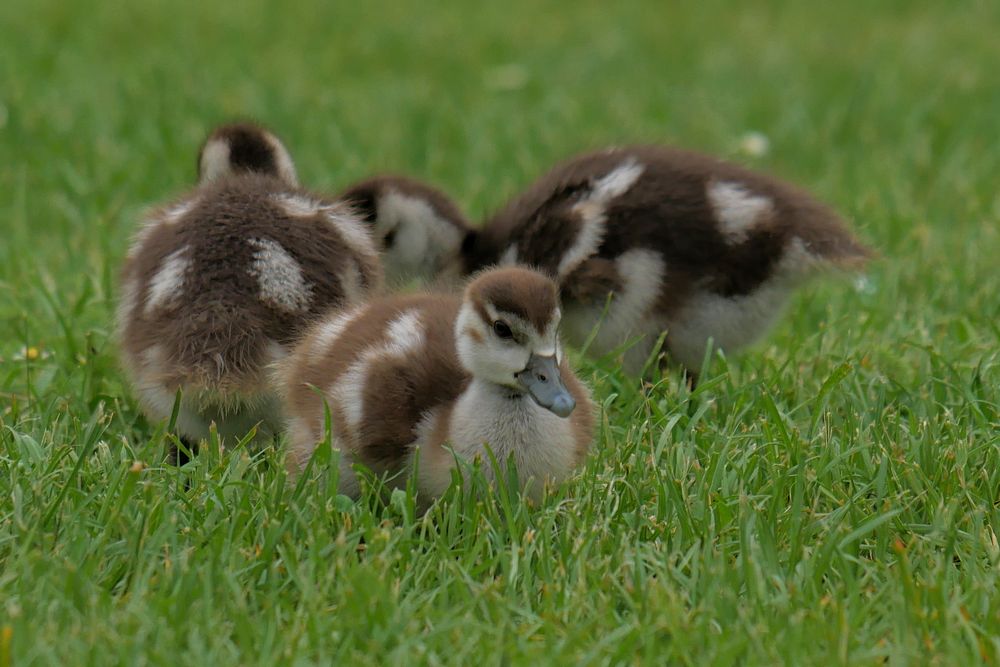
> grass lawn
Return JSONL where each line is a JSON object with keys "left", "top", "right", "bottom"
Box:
{"left": 2, "top": 0, "right": 999, "bottom": 663}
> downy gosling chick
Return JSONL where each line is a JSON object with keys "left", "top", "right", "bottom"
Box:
{"left": 468, "top": 147, "right": 873, "bottom": 376}
{"left": 280, "top": 267, "right": 595, "bottom": 504}
{"left": 118, "top": 123, "right": 383, "bottom": 457}
{"left": 338, "top": 175, "right": 472, "bottom": 287}
{"left": 357, "top": 147, "right": 872, "bottom": 377}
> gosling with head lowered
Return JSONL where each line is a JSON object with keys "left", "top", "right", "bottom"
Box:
{"left": 338, "top": 174, "right": 472, "bottom": 287}
{"left": 353, "top": 146, "right": 872, "bottom": 379}
{"left": 118, "top": 122, "right": 383, "bottom": 459}
{"left": 279, "top": 266, "right": 595, "bottom": 504}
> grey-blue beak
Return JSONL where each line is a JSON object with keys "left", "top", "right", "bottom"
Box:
{"left": 516, "top": 354, "right": 576, "bottom": 418}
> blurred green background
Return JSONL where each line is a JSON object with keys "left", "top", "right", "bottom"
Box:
{"left": 1, "top": 0, "right": 999, "bottom": 664}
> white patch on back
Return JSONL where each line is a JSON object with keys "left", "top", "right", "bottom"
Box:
{"left": 329, "top": 309, "right": 426, "bottom": 432}
{"left": 275, "top": 194, "right": 379, "bottom": 265}
{"left": 378, "top": 191, "right": 464, "bottom": 285}
{"left": 265, "top": 340, "right": 288, "bottom": 364}
{"left": 707, "top": 181, "right": 773, "bottom": 244}
{"left": 384, "top": 310, "right": 425, "bottom": 354}
{"left": 559, "top": 159, "right": 644, "bottom": 278}
{"left": 336, "top": 361, "right": 371, "bottom": 431}
{"left": 273, "top": 193, "right": 321, "bottom": 217}
{"left": 247, "top": 237, "right": 313, "bottom": 313}
{"left": 591, "top": 159, "right": 645, "bottom": 201}
{"left": 323, "top": 207, "right": 381, "bottom": 266}
{"left": 309, "top": 307, "right": 362, "bottom": 359}
{"left": 145, "top": 246, "right": 191, "bottom": 314}
{"left": 163, "top": 199, "right": 196, "bottom": 225}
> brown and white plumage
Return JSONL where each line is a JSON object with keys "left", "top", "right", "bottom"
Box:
{"left": 338, "top": 174, "right": 472, "bottom": 287}
{"left": 358, "top": 146, "right": 873, "bottom": 375}
{"left": 280, "top": 267, "right": 594, "bottom": 504}
{"left": 118, "top": 124, "right": 382, "bottom": 451}
{"left": 469, "top": 147, "right": 872, "bottom": 374}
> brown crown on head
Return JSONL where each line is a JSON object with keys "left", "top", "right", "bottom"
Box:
{"left": 197, "top": 122, "right": 297, "bottom": 185}
{"left": 465, "top": 267, "right": 559, "bottom": 334}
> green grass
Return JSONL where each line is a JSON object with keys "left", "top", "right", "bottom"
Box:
{"left": 2, "top": 0, "right": 999, "bottom": 663}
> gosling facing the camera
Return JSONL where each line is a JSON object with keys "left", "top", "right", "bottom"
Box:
{"left": 279, "top": 267, "right": 595, "bottom": 504}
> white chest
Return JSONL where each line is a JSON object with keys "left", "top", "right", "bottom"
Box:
{"left": 441, "top": 382, "right": 579, "bottom": 500}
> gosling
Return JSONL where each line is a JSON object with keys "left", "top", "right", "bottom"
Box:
{"left": 117, "top": 123, "right": 383, "bottom": 458}
{"left": 354, "top": 146, "right": 873, "bottom": 377}
{"left": 279, "top": 267, "right": 595, "bottom": 504}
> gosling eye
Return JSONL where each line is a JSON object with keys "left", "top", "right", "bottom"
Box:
{"left": 492, "top": 320, "right": 514, "bottom": 340}
{"left": 383, "top": 229, "right": 397, "bottom": 248}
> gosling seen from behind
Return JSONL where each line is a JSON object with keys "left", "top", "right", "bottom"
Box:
{"left": 280, "top": 267, "right": 594, "bottom": 504}
{"left": 118, "top": 123, "right": 383, "bottom": 458}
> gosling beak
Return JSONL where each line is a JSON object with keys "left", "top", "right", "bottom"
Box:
{"left": 516, "top": 354, "right": 576, "bottom": 418}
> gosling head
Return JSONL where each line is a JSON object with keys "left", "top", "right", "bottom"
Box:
{"left": 197, "top": 122, "right": 298, "bottom": 186}
{"left": 455, "top": 267, "right": 575, "bottom": 418}
{"left": 339, "top": 175, "right": 472, "bottom": 287}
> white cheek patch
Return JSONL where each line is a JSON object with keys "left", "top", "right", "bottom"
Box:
{"left": 247, "top": 237, "right": 313, "bottom": 313}
{"left": 559, "top": 159, "right": 644, "bottom": 278}
{"left": 145, "top": 245, "right": 192, "bottom": 314}
{"left": 386, "top": 220, "right": 429, "bottom": 282}
{"left": 379, "top": 191, "right": 463, "bottom": 282}
{"left": 264, "top": 134, "right": 298, "bottom": 186}
{"left": 706, "top": 181, "right": 774, "bottom": 244}
{"left": 454, "top": 303, "right": 481, "bottom": 371}
{"left": 456, "top": 303, "right": 536, "bottom": 385}
{"left": 336, "top": 260, "right": 368, "bottom": 306}
{"left": 198, "top": 140, "right": 231, "bottom": 183}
